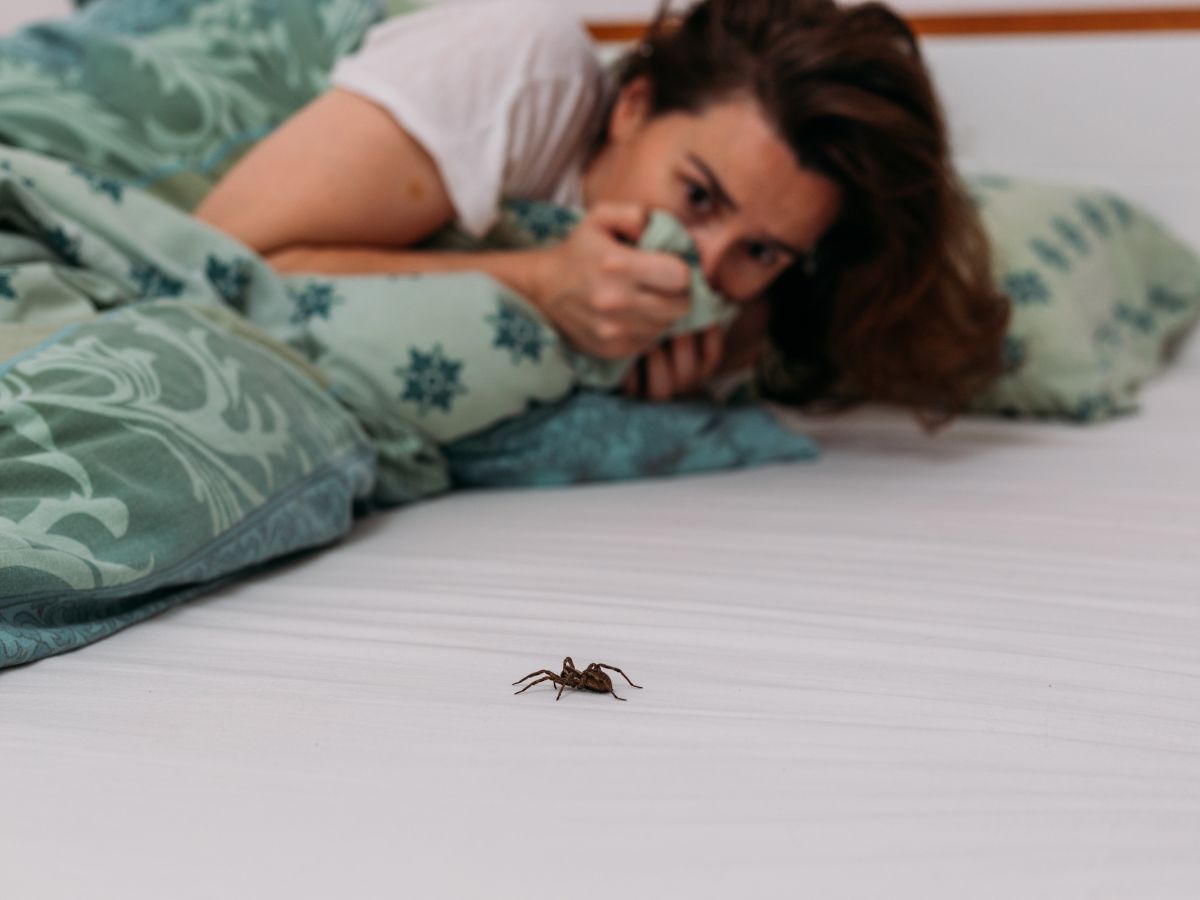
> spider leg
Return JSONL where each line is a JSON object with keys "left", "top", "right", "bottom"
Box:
{"left": 608, "top": 686, "right": 627, "bottom": 701}
{"left": 555, "top": 680, "right": 569, "bottom": 701}
{"left": 512, "top": 669, "right": 560, "bottom": 687}
{"left": 593, "top": 663, "right": 643, "bottom": 689}
{"left": 513, "top": 675, "right": 561, "bottom": 696}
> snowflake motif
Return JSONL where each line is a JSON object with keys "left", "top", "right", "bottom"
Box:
{"left": 129, "top": 261, "right": 185, "bottom": 298}
{"left": 1029, "top": 238, "right": 1071, "bottom": 272}
{"left": 69, "top": 165, "right": 124, "bottom": 202}
{"left": 1104, "top": 194, "right": 1135, "bottom": 227}
{"left": 395, "top": 344, "right": 468, "bottom": 415}
{"left": 487, "top": 303, "right": 550, "bottom": 364}
{"left": 1001, "top": 335, "right": 1027, "bottom": 372}
{"left": 1077, "top": 198, "right": 1110, "bottom": 237}
{"left": 1114, "top": 302, "right": 1155, "bottom": 334}
{"left": 1001, "top": 270, "right": 1050, "bottom": 306}
{"left": 40, "top": 226, "right": 83, "bottom": 266}
{"left": 0, "top": 268, "right": 15, "bottom": 300}
{"left": 1072, "top": 394, "right": 1116, "bottom": 423}
{"left": 1052, "top": 217, "right": 1089, "bottom": 255}
{"left": 288, "top": 281, "right": 341, "bottom": 324}
{"left": 508, "top": 200, "right": 581, "bottom": 242}
{"left": 1147, "top": 286, "right": 1191, "bottom": 314}
{"left": 206, "top": 255, "right": 252, "bottom": 305}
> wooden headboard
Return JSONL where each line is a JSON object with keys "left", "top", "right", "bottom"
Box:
{"left": 587, "top": 5, "right": 1200, "bottom": 41}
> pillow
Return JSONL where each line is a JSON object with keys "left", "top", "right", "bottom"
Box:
{"left": 0, "top": 301, "right": 384, "bottom": 669}
{"left": 446, "top": 388, "right": 819, "bottom": 488}
{"left": 295, "top": 208, "right": 739, "bottom": 445}
{"left": 966, "top": 175, "right": 1200, "bottom": 421}
{"left": 0, "top": 0, "right": 387, "bottom": 209}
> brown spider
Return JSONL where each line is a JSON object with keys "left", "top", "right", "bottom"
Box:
{"left": 512, "top": 656, "right": 643, "bottom": 701}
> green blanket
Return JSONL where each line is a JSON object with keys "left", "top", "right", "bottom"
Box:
{"left": 0, "top": 145, "right": 808, "bottom": 669}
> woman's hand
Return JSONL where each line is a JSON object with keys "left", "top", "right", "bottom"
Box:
{"left": 530, "top": 203, "right": 693, "bottom": 360}
{"left": 623, "top": 325, "right": 725, "bottom": 401}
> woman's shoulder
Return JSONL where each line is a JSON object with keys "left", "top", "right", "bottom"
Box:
{"left": 354, "top": 1, "right": 597, "bottom": 77}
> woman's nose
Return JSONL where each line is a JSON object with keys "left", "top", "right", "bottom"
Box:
{"left": 689, "top": 226, "right": 732, "bottom": 292}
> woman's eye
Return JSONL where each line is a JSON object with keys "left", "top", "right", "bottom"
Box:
{"left": 746, "top": 242, "right": 780, "bottom": 267}
{"left": 685, "top": 180, "right": 713, "bottom": 214}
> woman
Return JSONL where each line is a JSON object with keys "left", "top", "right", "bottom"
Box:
{"left": 196, "top": 0, "right": 1008, "bottom": 421}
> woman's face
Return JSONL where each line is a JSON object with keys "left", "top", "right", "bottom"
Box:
{"left": 583, "top": 77, "right": 843, "bottom": 305}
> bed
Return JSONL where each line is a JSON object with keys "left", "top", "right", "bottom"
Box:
{"left": 3, "top": 4, "right": 1199, "bottom": 898}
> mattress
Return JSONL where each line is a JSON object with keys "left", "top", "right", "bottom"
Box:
{"left": 3, "top": 332, "right": 1197, "bottom": 899}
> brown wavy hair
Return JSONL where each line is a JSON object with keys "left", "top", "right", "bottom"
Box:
{"left": 614, "top": 0, "right": 1010, "bottom": 428}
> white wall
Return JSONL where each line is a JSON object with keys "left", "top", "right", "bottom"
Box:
{"left": 921, "top": 32, "right": 1200, "bottom": 248}
{"left": 0, "top": 0, "right": 69, "bottom": 32}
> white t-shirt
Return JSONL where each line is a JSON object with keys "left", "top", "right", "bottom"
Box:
{"left": 331, "top": 0, "right": 614, "bottom": 238}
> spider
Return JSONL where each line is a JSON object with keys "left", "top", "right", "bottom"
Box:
{"left": 512, "top": 656, "right": 643, "bottom": 701}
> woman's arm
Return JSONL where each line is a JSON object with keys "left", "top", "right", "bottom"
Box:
{"left": 197, "top": 88, "right": 692, "bottom": 362}
{"left": 195, "top": 88, "right": 455, "bottom": 255}
{"left": 265, "top": 243, "right": 552, "bottom": 304}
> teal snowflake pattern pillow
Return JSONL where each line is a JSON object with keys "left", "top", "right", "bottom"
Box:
{"left": 967, "top": 175, "right": 1200, "bottom": 421}
{"left": 293, "top": 208, "right": 739, "bottom": 446}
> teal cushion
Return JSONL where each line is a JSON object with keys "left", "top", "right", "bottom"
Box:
{"left": 0, "top": 302, "right": 375, "bottom": 669}
{"left": 446, "top": 388, "right": 819, "bottom": 487}
{"left": 967, "top": 175, "right": 1200, "bottom": 421}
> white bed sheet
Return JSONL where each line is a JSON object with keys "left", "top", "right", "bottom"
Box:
{"left": 3, "top": 335, "right": 1197, "bottom": 899}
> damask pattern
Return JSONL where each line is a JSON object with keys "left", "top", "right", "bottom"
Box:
{"left": 1, "top": 303, "right": 377, "bottom": 667}
{"left": 0, "top": 0, "right": 388, "bottom": 209}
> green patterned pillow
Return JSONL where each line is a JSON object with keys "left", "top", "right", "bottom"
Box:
{"left": 297, "top": 208, "right": 737, "bottom": 446}
{"left": 0, "top": 302, "right": 382, "bottom": 669}
{"left": 968, "top": 175, "right": 1200, "bottom": 421}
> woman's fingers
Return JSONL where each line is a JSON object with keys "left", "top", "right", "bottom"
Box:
{"left": 622, "top": 361, "right": 642, "bottom": 397}
{"left": 628, "top": 250, "right": 690, "bottom": 296}
{"left": 629, "top": 286, "right": 691, "bottom": 331}
{"left": 673, "top": 327, "right": 725, "bottom": 397}
{"left": 667, "top": 332, "right": 700, "bottom": 394}
{"left": 700, "top": 324, "right": 725, "bottom": 379}
{"left": 643, "top": 344, "right": 674, "bottom": 401}
{"left": 624, "top": 327, "right": 726, "bottom": 401}
{"left": 545, "top": 203, "right": 695, "bottom": 358}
